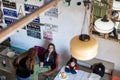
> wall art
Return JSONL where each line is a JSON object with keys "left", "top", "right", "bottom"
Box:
{"left": 45, "top": 23, "right": 58, "bottom": 32}
{"left": 43, "top": 31, "right": 53, "bottom": 41}
{"left": 44, "top": 5, "right": 58, "bottom": 18}
{"left": 24, "top": 4, "right": 39, "bottom": 12}
{"left": 3, "top": 8, "right": 18, "bottom": 18}
{"left": 2, "top": 0, "right": 16, "bottom": 9}
{"left": 27, "top": 30, "right": 41, "bottom": 39}
{"left": 27, "top": 24, "right": 41, "bottom": 32}
{"left": 4, "top": 17, "right": 17, "bottom": 25}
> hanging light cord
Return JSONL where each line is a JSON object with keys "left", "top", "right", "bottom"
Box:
{"left": 79, "top": 6, "right": 90, "bottom": 41}
{"left": 81, "top": 6, "right": 88, "bottom": 34}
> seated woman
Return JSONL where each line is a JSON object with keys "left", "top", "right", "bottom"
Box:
{"left": 32, "top": 43, "right": 59, "bottom": 80}
{"left": 65, "top": 57, "right": 78, "bottom": 74}
{"left": 40, "top": 43, "right": 59, "bottom": 76}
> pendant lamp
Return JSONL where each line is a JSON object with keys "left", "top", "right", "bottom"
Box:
{"left": 94, "top": 15, "right": 114, "bottom": 33}
{"left": 113, "top": 0, "right": 120, "bottom": 10}
{"left": 70, "top": 2, "right": 98, "bottom": 61}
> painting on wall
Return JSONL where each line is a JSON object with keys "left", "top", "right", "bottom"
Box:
{"left": 2, "top": 0, "right": 16, "bottom": 9}
{"left": 27, "top": 30, "right": 41, "bottom": 39}
{"left": 3, "top": 8, "right": 18, "bottom": 18}
{"left": 43, "top": 31, "right": 53, "bottom": 41}
{"left": 24, "top": 4, "right": 39, "bottom": 12}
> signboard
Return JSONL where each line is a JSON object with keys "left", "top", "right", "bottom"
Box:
{"left": 4, "top": 17, "right": 17, "bottom": 25}
{"left": 3, "top": 8, "right": 18, "bottom": 18}
{"left": 2, "top": 0, "right": 16, "bottom": 9}
{"left": 27, "top": 30, "right": 41, "bottom": 39}
{"left": 45, "top": 23, "right": 58, "bottom": 32}
{"left": 24, "top": 4, "right": 39, "bottom": 12}
{"left": 43, "top": 31, "right": 53, "bottom": 41}
{"left": 27, "top": 24, "right": 41, "bottom": 32}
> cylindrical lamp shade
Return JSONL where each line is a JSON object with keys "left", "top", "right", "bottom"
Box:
{"left": 113, "top": 0, "right": 120, "bottom": 10}
{"left": 70, "top": 35, "right": 98, "bottom": 60}
{"left": 95, "top": 18, "right": 114, "bottom": 33}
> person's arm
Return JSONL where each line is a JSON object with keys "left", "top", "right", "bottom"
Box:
{"left": 43, "top": 55, "right": 59, "bottom": 76}
{"left": 73, "top": 64, "right": 78, "bottom": 72}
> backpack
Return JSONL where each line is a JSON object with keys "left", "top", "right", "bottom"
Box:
{"left": 93, "top": 63, "right": 105, "bottom": 77}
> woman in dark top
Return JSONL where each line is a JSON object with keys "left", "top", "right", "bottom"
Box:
{"left": 13, "top": 48, "right": 38, "bottom": 80}
{"left": 39, "top": 43, "right": 59, "bottom": 76}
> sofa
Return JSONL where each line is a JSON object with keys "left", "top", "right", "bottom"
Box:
{"left": 77, "top": 58, "right": 114, "bottom": 80}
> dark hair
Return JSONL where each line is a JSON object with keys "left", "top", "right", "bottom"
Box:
{"left": 46, "top": 43, "right": 57, "bottom": 56}
{"left": 68, "top": 57, "right": 77, "bottom": 64}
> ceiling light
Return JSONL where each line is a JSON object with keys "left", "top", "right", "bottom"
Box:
{"left": 70, "top": 4, "right": 98, "bottom": 61}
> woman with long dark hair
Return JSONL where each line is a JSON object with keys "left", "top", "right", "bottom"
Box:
{"left": 13, "top": 48, "right": 38, "bottom": 80}
{"left": 40, "top": 43, "right": 59, "bottom": 76}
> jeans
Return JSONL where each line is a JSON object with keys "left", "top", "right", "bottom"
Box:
{"left": 65, "top": 67, "right": 77, "bottom": 74}
{"left": 16, "top": 75, "right": 30, "bottom": 80}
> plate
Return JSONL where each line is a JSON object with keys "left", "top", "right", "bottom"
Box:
{"left": 59, "top": 72, "right": 68, "bottom": 80}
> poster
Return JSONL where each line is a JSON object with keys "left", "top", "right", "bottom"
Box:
{"left": 27, "top": 30, "right": 41, "bottom": 39}
{"left": 4, "top": 17, "right": 17, "bottom": 25}
{"left": 2, "top": 0, "right": 16, "bottom": 9}
{"left": 27, "top": 24, "right": 41, "bottom": 32}
{"left": 24, "top": 4, "right": 39, "bottom": 12}
{"left": 44, "top": 5, "right": 58, "bottom": 18}
{"left": 45, "top": 23, "right": 58, "bottom": 32}
{"left": 43, "top": 31, "right": 53, "bottom": 41}
{"left": 3, "top": 8, "right": 18, "bottom": 18}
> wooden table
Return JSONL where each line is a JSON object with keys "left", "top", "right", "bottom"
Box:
{"left": 54, "top": 66, "right": 90, "bottom": 80}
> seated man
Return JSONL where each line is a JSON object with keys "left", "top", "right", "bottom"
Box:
{"left": 32, "top": 43, "right": 59, "bottom": 80}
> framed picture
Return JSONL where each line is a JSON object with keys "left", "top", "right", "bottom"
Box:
{"left": 2, "top": 0, "right": 16, "bottom": 9}
{"left": 24, "top": 4, "right": 39, "bottom": 12}
{"left": 27, "top": 30, "right": 41, "bottom": 39}
{"left": 3, "top": 8, "right": 18, "bottom": 18}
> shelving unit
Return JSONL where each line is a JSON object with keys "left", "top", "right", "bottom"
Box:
{"left": 90, "top": 0, "right": 120, "bottom": 43}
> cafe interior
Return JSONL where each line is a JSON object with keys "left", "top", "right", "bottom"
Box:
{"left": 0, "top": 0, "right": 120, "bottom": 80}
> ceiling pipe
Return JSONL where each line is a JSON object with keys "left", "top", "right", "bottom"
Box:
{"left": 0, "top": 0, "right": 59, "bottom": 43}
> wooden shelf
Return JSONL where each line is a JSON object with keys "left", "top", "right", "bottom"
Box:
{"left": 89, "top": 0, "right": 120, "bottom": 43}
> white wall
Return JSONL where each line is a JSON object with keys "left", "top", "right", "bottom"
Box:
{"left": 1, "top": 0, "right": 120, "bottom": 71}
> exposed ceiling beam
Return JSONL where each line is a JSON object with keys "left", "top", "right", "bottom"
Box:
{"left": 0, "top": 0, "right": 59, "bottom": 43}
